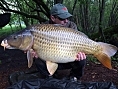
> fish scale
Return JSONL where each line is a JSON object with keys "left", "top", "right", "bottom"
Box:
{"left": 30, "top": 24, "right": 102, "bottom": 63}
{"left": 34, "top": 35, "right": 75, "bottom": 61}
{"left": 1, "top": 24, "right": 118, "bottom": 75}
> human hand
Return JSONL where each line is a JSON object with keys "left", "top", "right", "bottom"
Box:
{"left": 24, "top": 49, "right": 38, "bottom": 58}
{"left": 75, "top": 52, "right": 86, "bottom": 61}
{"left": 31, "top": 50, "right": 38, "bottom": 58}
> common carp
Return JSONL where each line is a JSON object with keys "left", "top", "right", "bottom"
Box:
{"left": 1, "top": 24, "right": 118, "bottom": 75}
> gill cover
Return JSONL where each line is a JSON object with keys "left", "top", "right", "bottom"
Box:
{"left": 18, "top": 30, "right": 34, "bottom": 51}
{"left": 19, "top": 30, "right": 34, "bottom": 68}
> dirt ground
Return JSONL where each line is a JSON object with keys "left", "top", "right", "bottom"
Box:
{"left": 0, "top": 44, "right": 118, "bottom": 89}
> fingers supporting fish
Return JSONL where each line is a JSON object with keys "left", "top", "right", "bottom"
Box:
{"left": 75, "top": 52, "right": 86, "bottom": 61}
{"left": 24, "top": 49, "right": 38, "bottom": 58}
{"left": 31, "top": 51, "right": 38, "bottom": 58}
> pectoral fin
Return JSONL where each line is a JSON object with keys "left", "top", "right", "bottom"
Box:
{"left": 27, "top": 49, "right": 34, "bottom": 68}
{"left": 46, "top": 61, "right": 58, "bottom": 75}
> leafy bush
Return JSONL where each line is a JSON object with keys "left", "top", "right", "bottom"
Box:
{"left": 0, "top": 24, "right": 26, "bottom": 38}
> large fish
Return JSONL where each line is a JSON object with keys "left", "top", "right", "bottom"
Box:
{"left": 1, "top": 24, "right": 118, "bottom": 75}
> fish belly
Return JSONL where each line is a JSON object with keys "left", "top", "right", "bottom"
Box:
{"left": 33, "top": 38, "right": 77, "bottom": 63}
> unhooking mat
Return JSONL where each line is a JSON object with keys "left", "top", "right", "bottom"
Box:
{"left": 7, "top": 71, "right": 118, "bottom": 89}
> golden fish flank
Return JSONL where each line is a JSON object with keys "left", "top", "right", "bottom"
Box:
{"left": 30, "top": 24, "right": 117, "bottom": 67}
{"left": 1, "top": 24, "right": 118, "bottom": 75}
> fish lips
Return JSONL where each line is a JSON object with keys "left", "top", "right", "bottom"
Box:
{"left": 1, "top": 39, "right": 16, "bottom": 49}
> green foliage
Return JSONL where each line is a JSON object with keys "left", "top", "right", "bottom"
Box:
{"left": 87, "top": 55, "right": 118, "bottom": 66}
{"left": 0, "top": 24, "right": 26, "bottom": 38}
{"left": 0, "top": 0, "right": 118, "bottom": 41}
{"left": 87, "top": 55, "right": 98, "bottom": 63}
{"left": 112, "top": 53, "right": 118, "bottom": 61}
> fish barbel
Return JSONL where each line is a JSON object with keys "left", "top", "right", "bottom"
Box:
{"left": 1, "top": 24, "right": 118, "bottom": 75}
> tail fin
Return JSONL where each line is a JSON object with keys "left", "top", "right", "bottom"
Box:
{"left": 98, "top": 42, "right": 118, "bottom": 57}
{"left": 95, "top": 52, "right": 112, "bottom": 69}
{"left": 94, "top": 42, "right": 118, "bottom": 69}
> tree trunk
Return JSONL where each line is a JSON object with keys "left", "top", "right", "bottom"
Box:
{"left": 79, "top": 0, "right": 89, "bottom": 34}
{"left": 54, "top": 0, "right": 63, "bottom": 4}
{"left": 72, "top": 0, "right": 77, "bottom": 15}
{"left": 98, "top": 0, "right": 106, "bottom": 42}
{"left": 108, "top": 0, "right": 118, "bottom": 26}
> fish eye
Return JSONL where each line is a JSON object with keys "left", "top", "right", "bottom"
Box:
{"left": 12, "top": 36, "right": 18, "bottom": 39}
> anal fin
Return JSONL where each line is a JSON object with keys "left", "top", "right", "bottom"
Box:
{"left": 46, "top": 61, "right": 58, "bottom": 75}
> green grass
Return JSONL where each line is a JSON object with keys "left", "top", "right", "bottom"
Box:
{"left": 0, "top": 24, "right": 26, "bottom": 38}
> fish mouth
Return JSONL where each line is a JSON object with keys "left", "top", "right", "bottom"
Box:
{"left": 1, "top": 40, "right": 14, "bottom": 50}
